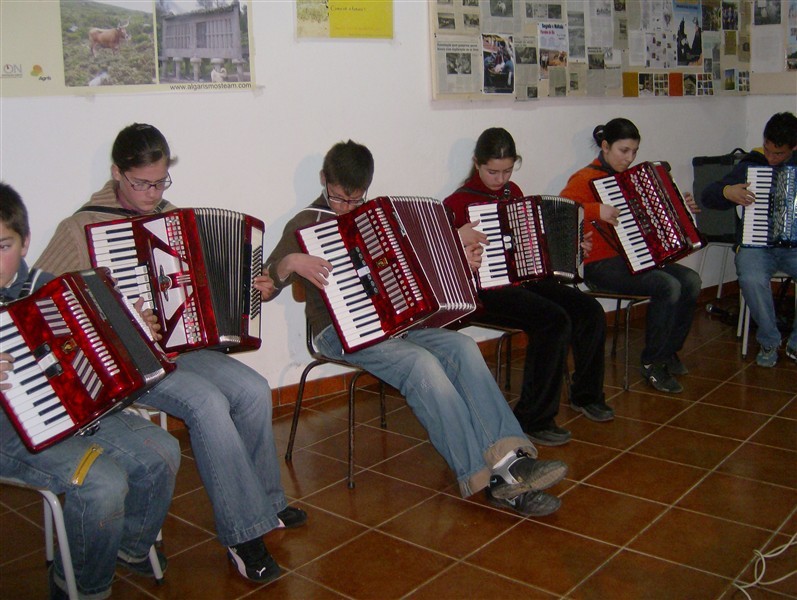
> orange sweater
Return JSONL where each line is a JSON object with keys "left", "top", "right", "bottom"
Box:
{"left": 559, "top": 159, "right": 618, "bottom": 265}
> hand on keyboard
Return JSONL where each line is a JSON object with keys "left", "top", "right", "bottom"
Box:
{"left": 599, "top": 204, "right": 620, "bottom": 226}
{"left": 287, "top": 253, "right": 334, "bottom": 290}
{"left": 134, "top": 297, "right": 162, "bottom": 341}
{"left": 464, "top": 242, "right": 484, "bottom": 272}
{"left": 0, "top": 352, "right": 13, "bottom": 391}
{"left": 722, "top": 182, "right": 756, "bottom": 206}
{"left": 458, "top": 221, "right": 489, "bottom": 247}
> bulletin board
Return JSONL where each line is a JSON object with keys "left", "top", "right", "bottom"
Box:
{"left": 429, "top": 0, "right": 797, "bottom": 100}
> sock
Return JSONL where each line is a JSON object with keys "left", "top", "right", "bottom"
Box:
{"left": 492, "top": 449, "right": 519, "bottom": 471}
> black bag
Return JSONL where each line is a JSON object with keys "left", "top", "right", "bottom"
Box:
{"left": 692, "top": 148, "right": 747, "bottom": 243}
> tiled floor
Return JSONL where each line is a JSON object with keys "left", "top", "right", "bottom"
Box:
{"left": 2, "top": 302, "right": 796, "bottom": 599}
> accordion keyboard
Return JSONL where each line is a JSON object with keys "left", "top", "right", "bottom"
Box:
{"left": 87, "top": 221, "right": 154, "bottom": 309}
{"left": 743, "top": 167, "right": 774, "bottom": 247}
{"left": 0, "top": 311, "right": 75, "bottom": 446}
{"left": 591, "top": 177, "right": 656, "bottom": 272}
{"left": 298, "top": 220, "right": 385, "bottom": 348}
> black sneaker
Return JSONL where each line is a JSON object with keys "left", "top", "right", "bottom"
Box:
{"left": 489, "top": 449, "right": 568, "bottom": 500}
{"left": 116, "top": 549, "right": 167, "bottom": 578}
{"left": 526, "top": 425, "right": 571, "bottom": 446}
{"left": 227, "top": 538, "right": 281, "bottom": 582}
{"left": 570, "top": 401, "right": 615, "bottom": 422}
{"left": 642, "top": 363, "right": 683, "bottom": 393}
{"left": 485, "top": 488, "right": 561, "bottom": 517}
{"left": 277, "top": 505, "right": 308, "bottom": 529}
{"left": 665, "top": 353, "right": 689, "bottom": 375}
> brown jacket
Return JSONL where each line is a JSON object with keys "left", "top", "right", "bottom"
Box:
{"left": 264, "top": 195, "right": 336, "bottom": 335}
{"left": 35, "top": 180, "right": 176, "bottom": 275}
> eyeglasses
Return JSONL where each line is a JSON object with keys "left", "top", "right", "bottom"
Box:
{"left": 325, "top": 183, "right": 367, "bottom": 207}
{"left": 122, "top": 171, "right": 172, "bottom": 192}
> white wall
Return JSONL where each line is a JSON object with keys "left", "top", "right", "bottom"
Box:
{"left": 2, "top": 1, "right": 795, "bottom": 389}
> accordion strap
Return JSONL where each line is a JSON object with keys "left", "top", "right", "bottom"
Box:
{"left": 20, "top": 268, "right": 45, "bottom": 299}
{"left": 589, "top": 219, "right": 625, "bottom": 257}
{"left": 455, "top": 185, "right": 515, "bottom": 201}
{"left": 1, "top": 268, "right": 45, "bottom": 305}
{"left": 75, "top": 201, "right": 168, "bottom": 218}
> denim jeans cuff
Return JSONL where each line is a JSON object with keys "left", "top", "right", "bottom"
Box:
{"left": 219, "top": 516, "right": 280, "bottom": 547}
{"left": 52, "top": 565, "right": 112, "bottom": 600}
{"left": 459, "top": 466, "right": 490, "bottom": 497}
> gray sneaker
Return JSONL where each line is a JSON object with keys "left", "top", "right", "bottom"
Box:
{"left": 570, "top": 401, "right": 615, "bottom": 422}
{"left": 489, "top": 450, "right": 568, "bottom": 500}
{"left": 526, "top": 425, "right": 571, "bottom": 446}
{"left": 642, "top": 363, "right": 683, "bottom": 393}
{"left": 756, "top": 345, "right": 778, "bottom": 367}
{"left": 486, "top": 488, "right": 561, "bottom": 517}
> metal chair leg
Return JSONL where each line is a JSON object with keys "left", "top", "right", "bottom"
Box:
{"left": 623, "top": 300, "right": 634, "bottom": 391}
{"left": 285, "top": 360, "right": 322, "bottom": 461}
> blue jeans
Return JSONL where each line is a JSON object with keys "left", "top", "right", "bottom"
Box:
{"left": 143, "top": 350, "right": 286, "bottom": 546}
{"left": 735, "top": 247, "right": 797, "bottom": 349}
{"left": 585, "top": 256, "right": 702, "bottom": 365}
{"left": 0, "top": 412, "right": 179, "bottom": 600}
{"left": 314, "top": 326, "right": 533, "bottom": 497}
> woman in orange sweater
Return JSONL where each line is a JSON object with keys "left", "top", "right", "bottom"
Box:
{"left": 560, "top": 118, "right": 701, "bottom": 394}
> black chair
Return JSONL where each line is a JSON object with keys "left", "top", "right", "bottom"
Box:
{"left": 581, "top": 288, "right": 652, "bottom": 390}
{"left": 466, "top": 322, "right": 524, "bottom": 390}
{"left": 692, "top": 149, "right": 746, "bottom": 299}
{"left": 284, "top": 282, "right": 386, "bottom": 488}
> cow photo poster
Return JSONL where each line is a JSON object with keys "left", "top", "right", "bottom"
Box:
{"left": 1, "top": 0, "right": 256, "bottom": 97}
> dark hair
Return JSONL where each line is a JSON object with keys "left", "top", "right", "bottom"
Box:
{"left": 322, "top": 140, "right": 374, "bottom": 193}
{"left": 469, "top": 127, "right": 522, "bottom": 179}
{"left": 111, "top": 123, "right": 174, "bottom": 171}
{"left": 763, "top": 112, "right": 797, "bottom": 148}
{"left": 592, "top": 118, "right": 641, "bottom": 148}
{"left": 0, "top": 182, "right": 30, "bottom": 241}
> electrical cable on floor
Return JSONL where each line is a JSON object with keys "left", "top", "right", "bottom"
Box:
{"left": 732, "top": 531, "right": 797, "bottom": 599}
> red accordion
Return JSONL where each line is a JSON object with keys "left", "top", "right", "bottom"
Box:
{"left": 466, "top": 195, "right": 584, "bottom": 289}
{"left": 590, "top": 161, "right": 705, "bottom": 274}
{"left": 296, "top": 196, "right": 478, "bottom": 353}
{"left": 0, "top": 269, "right": 174, "bottom": 452}
{"left": 85, "top": 208, "right": 264, "bottom": 354}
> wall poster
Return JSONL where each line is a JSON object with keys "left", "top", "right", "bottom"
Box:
{"left": 1, "top": 0, "right": 256, "bottom": 98}
{"left": 296, "top": 0, "right": 393, "bottom": 39}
